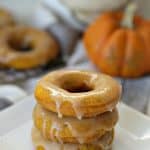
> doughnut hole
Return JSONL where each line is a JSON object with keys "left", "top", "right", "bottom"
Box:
{"left": 62, "top": 82, "right": 93, "bottom": 93}
{"left": 57, "top": 73, "right": 94, "bottom": 93}
{"left": 8, "top": 35, "right": 33, "bottom": 52}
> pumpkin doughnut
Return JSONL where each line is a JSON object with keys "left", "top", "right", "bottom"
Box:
{"left": 0, "top": 9, "right": 15, "bottom": 28}
{"left": 33, "top": 104, "right": 118, "bottom": 144}
{"left": 0, "top": 26, "right": 59, "bottom": 70}
{"left": 35, "top": 70, "right": 121, "bottom": 119}
{"left": 32, "top": 126, "right": 114, "bottom": 150}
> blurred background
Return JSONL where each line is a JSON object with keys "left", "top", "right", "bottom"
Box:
{"left": 0, "top": 0, "right": 150, "bottom": 117}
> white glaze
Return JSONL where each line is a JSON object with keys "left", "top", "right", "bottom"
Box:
{"left": 32, "top": 126, "right": 113, "bottom": 150}
{"left": 71, "top": 100, "right": 83, "bottom": 120}
{"left": 42, "top": 119, "right": 47, "bottom": 138}
{"left": 34, "top": 105, "right": 118, "bottom": 144}
{"left": 55, "top": 99, "right": 63, "bottom": 118}
{"left": 50, "top": 122, "right": 60, "bottom": 142}
{"left": 37, "top": 70, "right": 121, "bottom": 119}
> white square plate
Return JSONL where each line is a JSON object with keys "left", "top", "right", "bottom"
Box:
{"left": 0, "top": 95, "right": 150, "bottom": 150}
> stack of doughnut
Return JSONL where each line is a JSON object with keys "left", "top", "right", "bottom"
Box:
{"left": 32, "top": 70, "right": 121, "bottom": 150}
{"left": 0, "top": 8, "right": 59, "bottom": 70}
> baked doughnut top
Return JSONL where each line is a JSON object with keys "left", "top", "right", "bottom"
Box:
{"left": 35, "top": 70, "right": 121, "bottom": 119}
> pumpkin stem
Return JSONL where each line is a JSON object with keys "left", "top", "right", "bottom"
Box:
{"left": 121, "top": 2, "right": 137, "bottom": 28}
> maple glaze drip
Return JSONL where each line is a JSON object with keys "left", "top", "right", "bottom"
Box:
{"left": 45, "top": 84, "right": 86, "bottom": 120}
{"left": 71, "top": 99, "right": 84, "bottom": 120}
{"left": 34, "top": 105, "right": 118, "bottom": 145}
{"left": 37, "top": 70, "right": 121, "bottom": 120}
{"left": 55, "top": 99, "right": 63, "bottom": 118}
{"left": 32, "top": 127, "right": 79, "bottom": 150}
{"left": 57, "top": 80, "right": 93, "bottom": 120}
{"left": 42, "top": 80, "right": 93, "bottom": 120}
{"left": 41, "top": 109, "right": 63, "bottom": 144}
{"left": 42, "top": 119, "right": 47, "bottom": 138}
{"left": 32, "top": 127, "right": 113, "bottom": 150}
{"left": 64, "top": 122, "right": 85, "bottom": 144}
{"left": 50, "top": 122, "right": 59, "bottom": 141}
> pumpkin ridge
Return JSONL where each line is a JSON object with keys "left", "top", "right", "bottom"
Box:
{"left": 122, "top": 31, "right": 146, "bottom": 77}
{"left": 138, "top": 31, "right": 148, "bottom": 73}
{"left": 99, "top": 29, "right": 126, "bottom": 76}
{"left": 118, "top": 30, "right": 127, "bottom": 76}
{"left": 137, "top": 28, "right": 150, "bottom": 74}
{"left": 99, "top": 26, "right": 120, "bottom": 55}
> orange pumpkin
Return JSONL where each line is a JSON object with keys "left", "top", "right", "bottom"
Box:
{"left": 83, "top": 3, "right": 150, "bottom": 77}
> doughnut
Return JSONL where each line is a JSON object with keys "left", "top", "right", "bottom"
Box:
{"left": 0, "top": 26, "right": 59, "bottom": 70}
{"left": 32, "top": 126, "right": 114, "bottom": 150}
{"left": 0, "top": 9, "right": 15, "bottom": 28}
{"left": 33, "top": 104, "right": 118, "bottom": 144}
{"left": 35, "top": 70, "right": 121, "bottom": 119}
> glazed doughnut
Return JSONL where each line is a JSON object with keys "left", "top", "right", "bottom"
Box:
{"left": 0, "top": 26, "right": 59, "bottom": 69}
{"left": 33, "top": 104, "right": 118, "bottom": 144}
{"left": 0, "top": 9, "right": 15, "bottom": 28}
{"left": 35, "top": 70, "right": 121, "bottom": 119}
{"left": 32, "top": 127, "right": 114, "bottom": 150}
